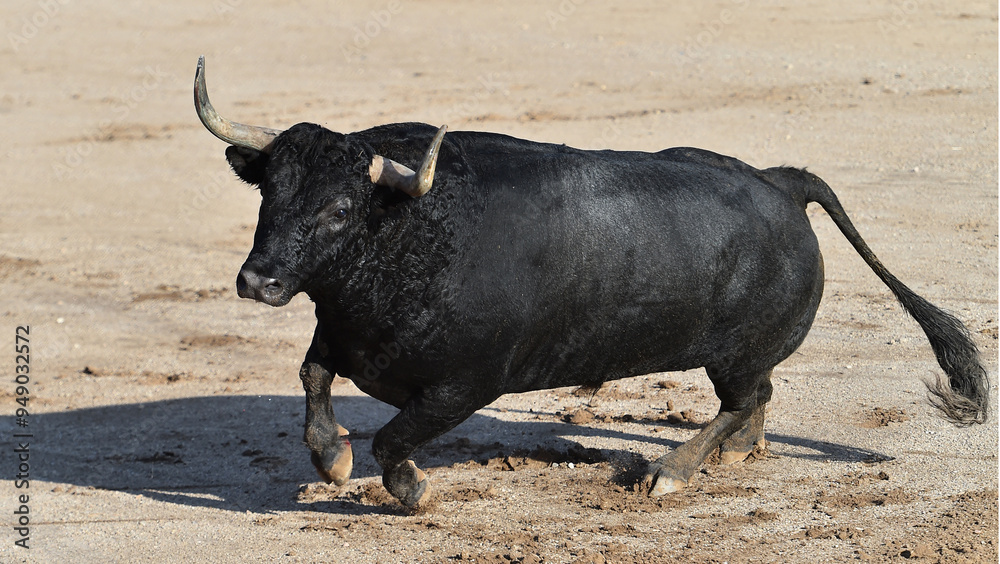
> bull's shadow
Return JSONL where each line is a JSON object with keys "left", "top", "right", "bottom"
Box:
{"left": 5, "top": 394, "right": 890, "bottom": 514}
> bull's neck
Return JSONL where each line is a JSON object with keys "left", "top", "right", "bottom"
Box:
{"left": 307, "top": 221, "right": 456, "bottom": 332}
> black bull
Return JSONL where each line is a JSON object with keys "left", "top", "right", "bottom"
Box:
{"left": 194, "top": 58, "right": 988, "bottom": 507}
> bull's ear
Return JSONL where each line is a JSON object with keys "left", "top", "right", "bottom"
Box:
{"left": 225, "top": 145, "right": 268, "bottom": 185}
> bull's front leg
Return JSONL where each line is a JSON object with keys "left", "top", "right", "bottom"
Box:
{"left": 372, "top": 383, "right": 489, "bottom": 507}
{"left": 300, "top": 347, "right": 353, "bottom": 486}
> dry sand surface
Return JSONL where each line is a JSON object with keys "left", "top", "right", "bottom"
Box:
{"left": 1, "top": 1, "right": 998, "bottom": 562}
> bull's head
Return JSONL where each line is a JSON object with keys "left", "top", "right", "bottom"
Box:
{"left": 194, "top": 57, "right": 447, "bottom": 306}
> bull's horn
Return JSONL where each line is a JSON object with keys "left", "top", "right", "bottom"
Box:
{"left": 194, "top": 56, "right": 282, "bottom": 152}
{"left": 369, "top": 125, "right": 448, "bottom": 197}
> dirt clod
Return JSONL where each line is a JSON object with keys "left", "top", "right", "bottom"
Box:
{"left": 863, "top": 406, "right": 911, "bottom": 427}
{"left": 562, "top": 408, "right": 595, "bottom": 425}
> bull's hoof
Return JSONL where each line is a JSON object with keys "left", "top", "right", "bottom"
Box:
{"left": 719, "top": 448, "right": 752, "bottom": 466}
{"left": 311, "top": 426, "right": 353, "bottom": 486}
{"left": 400, "top": 477, "right": 429, "bottom": 508}
{"left": 643, "top": 460, "right": 689, "bottom": 497}
{"left": 645, "top": 472, "right": 688, "bottom": 497}
{"left": 719, "top": 438, "right": 767, "bottom": 466}
{"left": 385, "top": 460, "right": 430, "bottom": 508}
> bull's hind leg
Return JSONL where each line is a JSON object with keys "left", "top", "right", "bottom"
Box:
{"left": 645, "top": 370, "right": 772, "bottom": 495}
{"left": 718, "top": 402, "right": 766, "bottom": 465}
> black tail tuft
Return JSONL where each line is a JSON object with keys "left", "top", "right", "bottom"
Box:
{"left": 764, "top": 166, "right": 990, "bottom": 426}
{"left": 883, "top": 271, "right": 989, "bottom": 426}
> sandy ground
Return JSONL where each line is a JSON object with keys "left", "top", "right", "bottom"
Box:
{"left": 1, "top": 1, "right": 997, "bottom": 562}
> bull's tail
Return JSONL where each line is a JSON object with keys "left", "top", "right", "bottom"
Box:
{"left": 764, "top": 166, "right": 989, "bottom": 426}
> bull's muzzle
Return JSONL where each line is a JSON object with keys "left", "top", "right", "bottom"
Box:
{"left": 236, "top": 266, "right": 288, "bottom": 307}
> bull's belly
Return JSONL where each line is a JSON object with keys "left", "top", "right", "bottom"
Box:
{"left": 501, "top": 263, "right": 825, "bottom": 394}
{"left": 500, "top": 320, "right": 706, "bottom": 394}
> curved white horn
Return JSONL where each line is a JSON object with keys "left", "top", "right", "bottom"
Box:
{"left": 194, "top": 56, "right": 282, "bottom": 152}
{"left": 369, "top": 125, "right": 448, "bottom": 197}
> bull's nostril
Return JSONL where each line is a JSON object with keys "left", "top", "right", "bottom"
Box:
{"left": 262, "top": 279, "right": 283, "bottom": 295}
{"left": 236, "top": 265, "right": 289, "bottom": 306}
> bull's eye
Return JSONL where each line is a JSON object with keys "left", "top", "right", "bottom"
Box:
{"left": 333, "top": 208, "right": 348, "bottom": 220}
